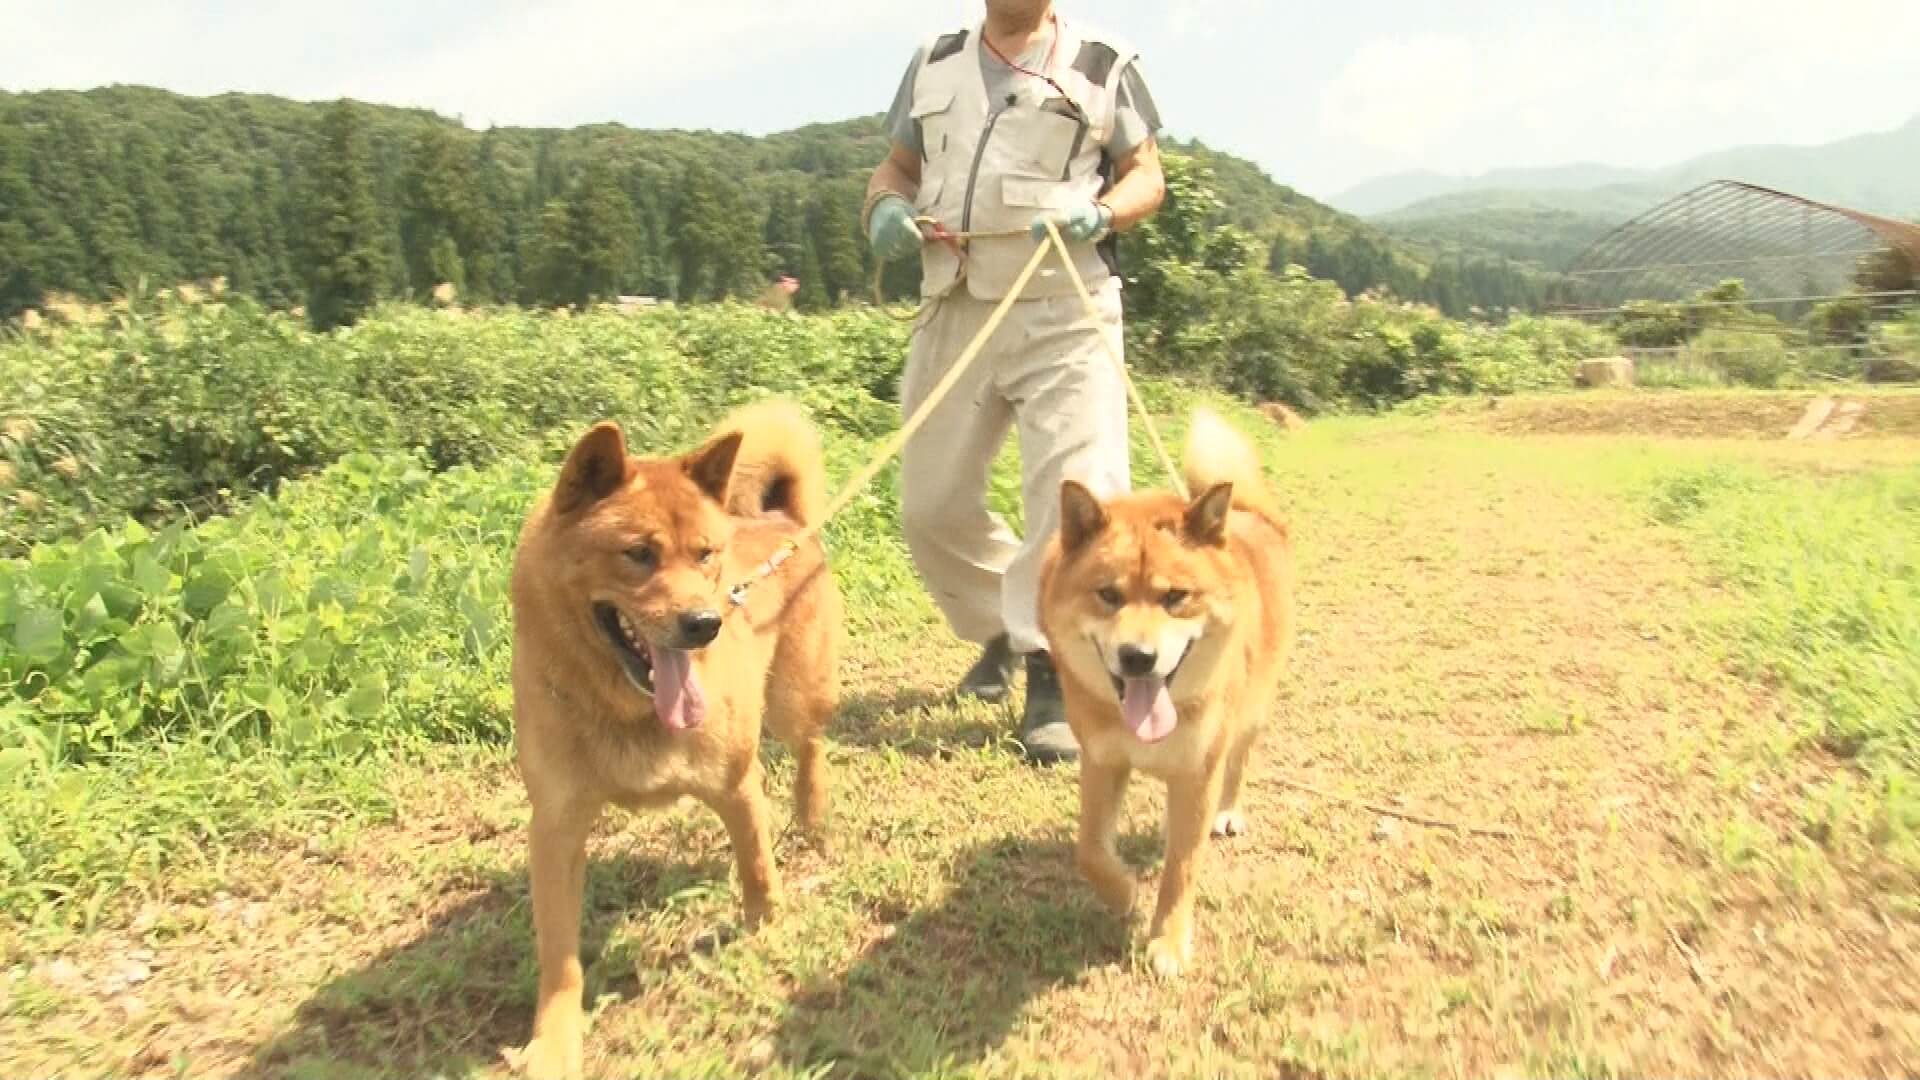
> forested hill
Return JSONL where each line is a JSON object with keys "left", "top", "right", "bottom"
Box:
{"left": 0, "top": 84, "right": 1544, "bottom": 323}
{"left": 0, "top": 85, "right": 900, "bottom": 319}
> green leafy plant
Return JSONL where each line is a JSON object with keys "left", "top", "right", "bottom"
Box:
{"left": 1684, "top": 328, "right": 1797, "bottom": 388}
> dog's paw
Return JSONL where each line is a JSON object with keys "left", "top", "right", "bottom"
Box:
{"left": 797, "top": 827, "right": 833, "bottom": 857}
{"left": 742, "top": 892, "right": 779, "bottom": 931}
{"left": 506, "top": 1034, "right": 581, "bottom": 1080}
{"left": 1145, "top": 933, "right": 1193, "bottom": 980}
{"left": 1211, "top": 809, "right": 1249, "bottom": 838}
{"left": 1092, "top": 874, "right": 1138, "bottom": 918}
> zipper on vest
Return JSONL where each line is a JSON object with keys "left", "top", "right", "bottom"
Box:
{"left": 960, "top": 93, "right": 1019, "bottom": 237}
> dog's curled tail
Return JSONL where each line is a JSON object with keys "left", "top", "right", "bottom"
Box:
{"left": 1181, "top": 407, "right": 1282, "bottom": 524}
{"left": 714, "top": 399, "right": 828, "bottom": 528}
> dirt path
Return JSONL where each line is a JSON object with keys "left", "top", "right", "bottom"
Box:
{"left": 7, "top": 426, "right": 1916, "bottom": 1079}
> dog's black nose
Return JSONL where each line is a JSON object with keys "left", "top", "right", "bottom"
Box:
{"left": 678, "top": 609, "right": 723, "bottom": 647}
{"left": 1116, "top": 644, "right": 1158, "bottom": 677}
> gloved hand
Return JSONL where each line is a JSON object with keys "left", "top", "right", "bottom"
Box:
{"left": 1030, "top": 201, "right": 1113, "bottom": 243}
{"left": 866, "top": 194, "right": 924, "bottom": 262}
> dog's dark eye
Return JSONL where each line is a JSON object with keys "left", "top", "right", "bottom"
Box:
{"left": 697, "top": 547, "right": 717, "bottom": 566}
{"left": 1162, "top": 588, "right": 1190, "bottom": 610}
{"left": 1096, "top": 585, "right": 1124, "bottom": 608}
{"left": 625, "top": 544, "right": 658, "bottom": 569}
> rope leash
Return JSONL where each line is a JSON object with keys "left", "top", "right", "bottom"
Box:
{"left": 1039, "top": 224, "right": 1187, "bottom": 501}
{"left": 732, "top": 221, "right": 1182, "bottom": 609}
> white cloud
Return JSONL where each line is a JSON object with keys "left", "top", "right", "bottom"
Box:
{"left": 355, "top": 1, "right": 922, "bottom": 129}
{"left": 0, "top": 1, "right": 956, "bottom": 128}
{"left": 1316, "top": 34, "right": 1481, "bottom": 156}
{"left": 1166, "top": 0, "right": 1265, "bottom": 39}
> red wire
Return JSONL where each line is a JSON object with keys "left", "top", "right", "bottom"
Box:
{"left": 920, "top": 218, "right": 966, "bottom": 258}
{"left": 981, "top": 14, "right": 1060, "bottom": 86}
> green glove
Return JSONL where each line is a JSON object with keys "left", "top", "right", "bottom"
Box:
{"left": 866, "top": 194, "right": 923, "bottom": 262}
{"left": 1030, "top": 201, "right": 1113, "bottom": 243}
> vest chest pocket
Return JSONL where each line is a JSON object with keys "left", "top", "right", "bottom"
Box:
{"left": 910, "top": 88, "right": 957, "bottom": 160}
{"left": 997, "top": 101, "right": 1086, "bottom": 181}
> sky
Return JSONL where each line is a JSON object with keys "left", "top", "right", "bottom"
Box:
{"left": 3, "top": 0, "right": 1917, "bottom": 200}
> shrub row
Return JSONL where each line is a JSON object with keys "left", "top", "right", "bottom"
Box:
{"left": 1128, "top": 264, "right": 1615, "bottom": 411}
{"left": 1, "top": 294, "right": 903, "bottom": 554}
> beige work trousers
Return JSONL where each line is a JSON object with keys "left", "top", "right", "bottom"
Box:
{"left": 898, "top": 278, "right": 1132, "bottom": 656}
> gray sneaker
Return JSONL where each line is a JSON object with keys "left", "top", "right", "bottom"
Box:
{"left": 957, "top": 633, "right": 1015, "bottom": 703}
{"left": 1019, "top": 650, "right": 1078, "bottom": 765}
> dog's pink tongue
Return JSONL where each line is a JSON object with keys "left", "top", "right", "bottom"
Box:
{"left": 1121, "top": 676, "right": 1177, "bottom": 742}
{"left": 648, "top": 646, "right": 707, "bottom": 731}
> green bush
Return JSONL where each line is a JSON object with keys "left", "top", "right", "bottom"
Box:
{"left": 1684, "top": 328, "right": 1797, "bottom": 388}
{"left": 1806, "top": 298, "right": 1872, "bottom": 346}
{"left": 1115, "top": 153, "right": 1612, "bottom": 412}
{"left": 1868, "top": 308, "right": 1920, "bottom": 383}
{"left": 1613, "top": 299, "right": 1693, "bottom": 348}
{"left": 1127, "top": 263, "right": 1610, "bottom": 411}
{"left": 1, "top": 453, "right": 533, "bottom": 765}
{"left": 2, "top": 294, "right": 906, "bottom": 553}
{"left": 1471, "top": 315, "right": 1615, "bottom": 393}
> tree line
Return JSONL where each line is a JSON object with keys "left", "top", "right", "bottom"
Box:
{"left": 0, "top": 85, "right": 1547, "bottom": 328}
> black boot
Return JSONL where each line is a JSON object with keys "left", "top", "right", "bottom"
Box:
{"left": 1019, "top": 650, "right": 1078, "bottom": 765}
{"left": 957, "top": 633, "right": 1015, "bottom": 703}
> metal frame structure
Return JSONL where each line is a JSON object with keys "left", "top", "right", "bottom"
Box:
{"left": 1555, "top": 180, "right": 1920, "bottom": 315}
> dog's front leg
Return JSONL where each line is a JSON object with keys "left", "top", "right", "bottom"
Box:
{"left": 1146, "top": 763, "right": 1225, "bottom": 979}
{"left": 1076, "top": 756, "right": 1136, "bottom": 916}
{"left": 704, "top": 764, "right": 782, "bottom": 926}
{"left": 518, "top": 800, "right": 601, "bottom": 1080}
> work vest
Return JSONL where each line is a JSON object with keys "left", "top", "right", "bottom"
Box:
{"left": 908, "top": 18, "right": 1137, "bottom": 301}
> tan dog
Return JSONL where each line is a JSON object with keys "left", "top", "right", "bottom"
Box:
{"left": 1038, "top": 409, "right": 1294, "bottom": 978}
{"left": 508, "top": 401, "right": 840, "bottom": 1079}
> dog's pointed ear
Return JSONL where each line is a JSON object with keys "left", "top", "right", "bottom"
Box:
{"left": 1059, "top": 480, "right": 1109, "bottom": 553}
{"left": 683, "top": 430, "right": 744, "bottom": 505}
{"left": 1183, "top": 482, "right": 1234, "bottom": 546}
{"left": 555, "top": 422, "right": 631, "bottom": 513}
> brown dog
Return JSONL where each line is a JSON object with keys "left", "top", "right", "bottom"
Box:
{"left": 507, "top": 401, "right": 840, "bottom": 1079}
{"left": 1038, "top": 409, "right": 1294, "bottom": 978}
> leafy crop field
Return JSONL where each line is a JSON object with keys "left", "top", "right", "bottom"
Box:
{"left": 2, "top": 303, "right": 1917, "bottom": 1079}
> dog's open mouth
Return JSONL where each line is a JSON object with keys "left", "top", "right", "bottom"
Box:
{"left": 594, "top": 603, "right": 706, "bottom": 731}
{"left": 1105, "top": 638, "right": 1195, "bottom": 745}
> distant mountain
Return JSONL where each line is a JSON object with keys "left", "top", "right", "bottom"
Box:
{"left": 1336, "top": 114, "right": 1920, "bottom": 220}
{"left": 1334, "top": 115, "right": 1920, "bottom": 270}
{"left": 1376, "top": 184, "right": 1663, "bottom": 226}
{"left": 1332, "top": 163, "right": 1646, "bottom": 218}
{"left": 1652, "top": 115, "right": 1920, "bottom": 218}
{"left": 1372, "top": 193, "right": 1623, "bottom": 272}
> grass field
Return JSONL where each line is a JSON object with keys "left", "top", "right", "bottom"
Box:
{"left": 4, "top": 391, "right": 1918, "bottom": 1079}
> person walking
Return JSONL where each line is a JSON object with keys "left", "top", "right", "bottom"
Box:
{"left": 863, "top": 1, "right": 1166, "bottom": 764}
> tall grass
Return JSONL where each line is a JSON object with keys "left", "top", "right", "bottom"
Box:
{"left": 1647, "top": 462, "right": 1920, "bottom": 849}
